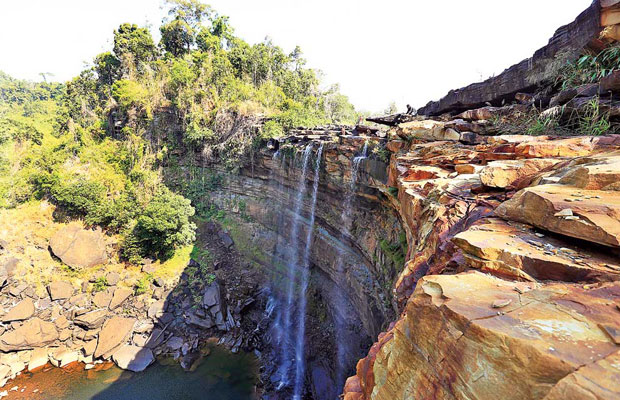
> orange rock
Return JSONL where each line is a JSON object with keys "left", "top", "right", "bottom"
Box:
{"left": 557, "top": 153, "right": 620, "bottom": 190}
{"left": 543, "top": 350, "right": 620, "bottom": 400}
{"left": 454, "top": 218, "right": 620, "bottom": 282}
{"left": 495, "top": 184, "right": 620, "bottom": 248}
{"left": 367, "top": 272, "right": 620, "bottom": 400}
{"left": 514, "top": 137, "right": 597, "bottom": 158}
{"left": 480, "top": 159, "right": 560, "bottom": 189}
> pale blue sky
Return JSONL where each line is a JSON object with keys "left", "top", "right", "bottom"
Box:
{"left": 0, "top": 0, "right": 591, "bottom": 112}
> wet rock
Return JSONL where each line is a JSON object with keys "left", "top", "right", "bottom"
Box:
{"left": 94, "top": 317, "right": 136, "bottom": 358}
{"left": 47, "top": 281, "right": 73, "bottom": 301}
{"left": 1, "top": 298, "right": 34, "bottom": 322}
{"left": 112, "top": 345, "right": 154, "bottom": 372}
{"left": 0, "top": 318, "right": 58, "bottom": 351}
{"left": 49, "top": 224, "right": 107, "bottom": 269}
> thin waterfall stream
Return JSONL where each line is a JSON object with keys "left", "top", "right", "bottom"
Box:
{"left": 268, "top": 143, "right": 322, "bottom": 398}
{"left": 334, "top": 141, "right": 368, "bottom": 388}
{"left": 278, "top": 144, "right": 313, "bottom": 388}
{"left": 293, "top": 143, "right": 323, "bottom": 400}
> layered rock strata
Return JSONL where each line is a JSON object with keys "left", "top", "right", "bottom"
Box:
{"left": 343, "top": 122, "right": 620, "bottom": 399}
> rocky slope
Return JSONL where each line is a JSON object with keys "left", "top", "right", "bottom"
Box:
{"left": 344, "top": 129, "right": 620, "bottom": 399}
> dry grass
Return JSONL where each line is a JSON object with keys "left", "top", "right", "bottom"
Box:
{"left": 0, "top": 201, "right": 188, "bottom": 296}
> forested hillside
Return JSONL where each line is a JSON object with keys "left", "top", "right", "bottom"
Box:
{"left": 0, "top": 0, "right": 357, "bottom": 264}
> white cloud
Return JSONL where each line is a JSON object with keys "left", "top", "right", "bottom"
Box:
{"left": 0, "top": 0, "right": 591, "bottom": 112}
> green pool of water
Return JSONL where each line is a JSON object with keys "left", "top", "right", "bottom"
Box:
{"left": 6, "top": 346, "right": 258, "bottom": 400}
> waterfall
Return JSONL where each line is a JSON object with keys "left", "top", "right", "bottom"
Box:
{"left": 293, "top": 143, "right": 323, "bottom": 400}
{"left": 277, "top": 144, "right": 314, "bottom": 387}
{"left": 334, "top": 141, "right": 368, "bottom": 388}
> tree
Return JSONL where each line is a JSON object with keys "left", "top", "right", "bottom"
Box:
{"left": 127, "top": 185, "right": 196, "bottom": 259}
{"left": 113, "top": 23, "right": 157, "bottom": 65}
{"left": 160, "top": 19, "right": 194, "bottom": 57}
{"left": 165, "top": 0, "right": 212, "bottom": 29}
{"left": 94, "top": 52, "right": 121, "bottom": 86}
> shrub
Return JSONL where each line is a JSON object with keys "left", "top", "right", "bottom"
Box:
{"left": 50, "top": 179, "right": 106, "bottom": 217}
{"left": 125, "top": 185, "right": 196, "bottom": 260}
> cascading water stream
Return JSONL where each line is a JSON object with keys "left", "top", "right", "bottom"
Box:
{"left": 278, "top": 144, "right": 314, "bottom": 387}
{"left": 293, "top": 143, "right": 323, "bottom": 400}
{"left": 333, "top": 140, "right": 368, "bottom": 388}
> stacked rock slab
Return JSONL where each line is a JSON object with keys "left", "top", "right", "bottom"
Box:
{"left": 344, "top": 120, "right": 620, "bottom": 398}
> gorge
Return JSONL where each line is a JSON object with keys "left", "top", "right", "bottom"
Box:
{"left": 1, "top": 0, "right": 620, "bottom": 399}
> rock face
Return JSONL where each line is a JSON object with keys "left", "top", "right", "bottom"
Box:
{"left": 49, "top": 224, "right": 107, "bottom": 269}
{"left": 418, "top": 1, "right": 602, "bottom": 115}
{"left": 361, "top": 272, "right": 620, "bottom": 400}
{"left": 454, "top": 218, "right": 620, "bottom": 282}
{"left": 343, "top": 112, "right": 620, "bottom": 398}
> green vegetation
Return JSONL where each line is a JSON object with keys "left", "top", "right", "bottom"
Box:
{"left": 0, "top": 0, "right": 357, "bottom": 266}
{"left": 379, "top": 232, "right": 407, "bottom": 268}
{"left": 135, "top": 274, "right": 153, "bottom": 295}
{"left": 93, "top": 276, "right": 108, "bottom": 292}
{"left": 557, "top": 45, "right": 620, "bottom": 90}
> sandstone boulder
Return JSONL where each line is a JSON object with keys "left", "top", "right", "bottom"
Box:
{"left": 0, "top": 318, "right": 58, "bottom": 351}
{"left": 94, "top": 317, "right": 135, "bottom": 358}
{"left": 109, "top": 288, "right": 132, "bottom": 310}
{"left": 363, "top": 272, "right": 620, "bottom": 400}
{"left": 47, "top": 281, "right": 73, "bottom": 300}
{"left": 92, "top": 289, "right": 113, "bottom": 309}
{"left": 28, "top": 347, "right": 49, "bottom": 371}
{"left": 479, "top": 159, "right": 560, "bottom": 189}
{"left": 49, "top": 224, "right": 107, "bottom": 269}
{"left": 514, "top": 137, "right": 597, "bottom": 158}
{"left": 454, "top": 218, "right": 620, "bottom": 282}
{"left": 495, "top": 184, "right": 620, "bottom": 248}
{"left": 1, "top": 298, "right": 35, "bottom": 322}
{"left": 112, "top": 345, "right": 154, "bottom": 372}
{"left": 557, "top": 153, "right": 620, "bottom": 190}
{"left": 74, "top": 309, "right": 108, "bottom": 329}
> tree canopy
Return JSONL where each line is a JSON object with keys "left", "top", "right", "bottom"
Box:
{"left": 0, "top": 0, "right": 358, "bottom": 264}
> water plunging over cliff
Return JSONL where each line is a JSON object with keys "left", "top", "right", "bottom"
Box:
{"left": 269, "top": 143, "right": 323, "bottom": 397}
{"left": 334, "top": 141, "right": 368, "bottom": 388}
